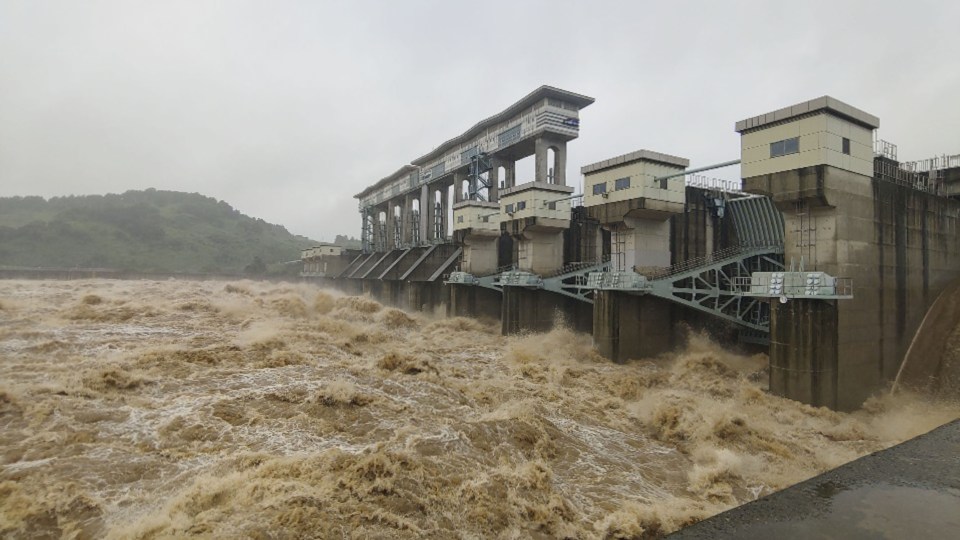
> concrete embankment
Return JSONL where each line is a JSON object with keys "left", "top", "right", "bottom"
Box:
{"left": 669, "top": 419, "right": 960, "bottom": 539}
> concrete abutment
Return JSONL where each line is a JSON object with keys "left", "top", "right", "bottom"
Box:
{"left": 769, "top": 299, "right": 839, "bottom": 409}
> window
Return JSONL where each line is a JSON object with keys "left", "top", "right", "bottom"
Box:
{"left": 516, "top": 201, "right": 526, "bottom": 210}
{"left": 615, "top": 177, "right": 631, "bottom": 191}
{"left": 593, "top": 182, "right": 607, "bottom": 195}
{"left": 457, "top": 215, "right": 464, "bottom": 223}
{"left": 842, "top": 137, "right": 851, "bottom": 155}
{"left": 505, "top": 203, "right": 515, "bottom": 214}
{"left": 548, "top": 201, "right": 557, "bottom": 210}
{"left": 770, "top": 136, "right": 800, "bottom": 158}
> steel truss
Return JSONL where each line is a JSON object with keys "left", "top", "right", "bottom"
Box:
{"left": 645, "top": 247, "right": 784, "bottom": 331}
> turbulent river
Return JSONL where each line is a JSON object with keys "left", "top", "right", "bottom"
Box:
{"left": 1, "top": 279, "right": 957, "bottom": 539}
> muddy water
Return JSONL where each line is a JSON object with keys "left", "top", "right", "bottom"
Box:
{"left": 0, "top": 279, "right": 957, "bottom": 539}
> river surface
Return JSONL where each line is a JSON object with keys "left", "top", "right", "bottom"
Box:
{"left": 1, "top": 279, "right": 957, "bottom": 538}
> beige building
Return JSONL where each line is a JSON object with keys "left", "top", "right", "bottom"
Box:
{"left": 301, "top": 243, "right": 345, "bottom": 277}
{"left": 582, "top": 150, "right": 689, "bottom": 271}
{"left": 737, "top": 96, "right": 877, "bottom": 180}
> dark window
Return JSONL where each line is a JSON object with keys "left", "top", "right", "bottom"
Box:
{"left": 498, "top": 125, "right": 521, "bottom": 147}
{"left": 457, "top": 215, "right": 464, "bottom": 223}
{"left": 842, "top": 137, "right": 851, "bottom": 155}
{"left": 770, "top": 136, "right": 800, "bottom": 158}
{"left": 516, "top": 201, "right": 526, "bottom": 210}
{"left": 505, "top": 203, "right": 514, "bottom": 214}
{"left": 615, "top": 177, "right": 631, "bottom": 190}
{"left": 548, "top": 201, "right": 557, "bottom": 210}
{"left": 593, "top": 182, "right": 607, "bottom": 195}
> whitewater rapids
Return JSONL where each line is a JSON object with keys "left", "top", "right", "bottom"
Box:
{"left": 0, "top": 279, "right": 957, "bottom": 538}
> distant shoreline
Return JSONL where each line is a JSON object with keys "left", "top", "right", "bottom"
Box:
{"left": 0, "top": 266, "right": 295, "bottom": 282}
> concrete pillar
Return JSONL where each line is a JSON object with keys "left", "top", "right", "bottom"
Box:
{"left": 554, "top": 142, "right": 567, "bottom": 186}
{"left": 402, "top": 194, "right": 413, "bottom": 245}
{"left": 425, "top": 186, "right": 437, "bottom": 242}
{"left": 517, "top": 230, "right": 565, "bottom": 275}
{"left": 419, "top": 185, "right": 430, "bottom": 243}
{"left": 502, "top": 287, "right": 552, "bottom": 335}
{"left": 454, "top": 172, "right": 466, "bottom": 203}
{"left": 769, "top": 299, "right": 839, "bottom": 409}
{"left": 535, "top": 137, "right": 549, "bottom": 184}
{"left": 534, "top": 137, "right": 567, "bottom": 185}
{"left": 504, "top": 161, "right": 516, "bottom": 188}
{"left": 593, "top": 291, "right": 674, "bottom": 363}
{"left": 437, "top": 184, "right": 448, "bottom": 241}
{"left": 461, "top": 234, "right": 499, "bottom": 275}
{"left": 371, "top": 208, "right": 382, "bottom": 252}
{"left": 450, "top": 286, "right": 501, "bottom": 321}
{"left": 386, "top": 201, "right": 398, "bottom": 250}
{"left": 488, "top": 165, "right": 499, "bottom": 202}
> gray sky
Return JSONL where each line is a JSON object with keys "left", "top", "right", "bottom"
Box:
{"left": 2, "top": 1, "right": 958, "bottom": 241}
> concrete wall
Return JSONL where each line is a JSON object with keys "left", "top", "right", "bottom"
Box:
{"left": 746, "top": 164, "right": 960, "bottom": 409}
{"left": 517, "top": 230, "right": 565, "bottom": 274}
{"left": 617, "top": 217, "right": 671, "bottom": 270}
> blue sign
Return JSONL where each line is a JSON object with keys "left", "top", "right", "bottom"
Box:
{"left": 562, "top": 117, "right": 580, "bottom": 127}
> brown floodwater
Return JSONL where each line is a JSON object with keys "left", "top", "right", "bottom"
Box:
{"left": 0, "top": 279, "right": 957, "bottom": 539}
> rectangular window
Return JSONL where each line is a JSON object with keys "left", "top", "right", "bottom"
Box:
{"left": 770, "top": 136, "right": 800, "bottom": 158}
{"left": 516, "top": 201, "right": 526, "bottom": 210}
{"left": 842, "top": 137, "right": 851, "bottom": 155}
{"left": 593, "top": 182, "right": 607, "bottom": 195}
{"left": 548, "top": 201, "right": 557, "bottom": 210}
{"left": 457, "top": 215, "right": 464, "bottom": 223}
{"left": 498, "top": 125, "right": 521, "bottom": 147}
{"left": 615, "top": 177, "right": 631, "bottom": 191}
{"left": 505, "top": 203, "right": 514, "bottom": 214}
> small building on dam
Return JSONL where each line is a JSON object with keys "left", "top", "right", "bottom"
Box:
{"left": 304, "top": 86, "right": 960, "bottom": 411}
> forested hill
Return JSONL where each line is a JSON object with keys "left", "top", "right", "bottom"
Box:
{"left": 0, "top": 189, "right": 320, "bottom": 274}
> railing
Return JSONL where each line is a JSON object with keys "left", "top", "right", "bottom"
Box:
{"left": 732, "top": 275, "right": 853, "bottom": 298}
{"left": 542, "top": 254, "right": 611, "bottom": 278}
{"left": 874, "top": 139, "right": 898, "bottom": 161}
{"left": 639, "top": 245, "right": 780, "bottom": 281}
{"left": 874, "top": 160, "right": 939, "bottom": 194}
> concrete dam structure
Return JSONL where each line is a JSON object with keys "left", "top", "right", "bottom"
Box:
{"left": 303, "top": 86, "right": 960, "bottom": 411}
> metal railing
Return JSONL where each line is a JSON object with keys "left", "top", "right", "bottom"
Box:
{"left": 732, "top": 275, "right": 853, "bottom": 298}
{"left": 542, "top": 254, "right": 611, "bottom": 278}
{"left": 639, "top": 245, "right": 780, "bottom": 281}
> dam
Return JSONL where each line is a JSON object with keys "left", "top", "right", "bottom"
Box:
{"left": 301, "top": 86, "right": 960, "bottom": 411}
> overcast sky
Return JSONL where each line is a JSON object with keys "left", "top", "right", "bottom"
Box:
{"left": 2, "top": 1, "right": 958, "bottom": 241}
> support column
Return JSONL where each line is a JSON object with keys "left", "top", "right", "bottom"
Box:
{"left": 454, "top": 171, "right": 466, "bottom": 203}
{"left": 535, "top": 137, "right": 567, "bottom": 185}
{"left": 401, "top": 194, "right": 413, "bottom": 245}
{"left": 504, "top": 161, "right": 516, "bottom": 188}
{"left": 386, "top": 200, "right": 399, "bottom": 250}
{"left": 535, "top": 137, "right": 549, "bottom": 184}
{"left": 488, "top": 164, "right": 500, "bottom": 202}
{"left": 517, "top": 230, "right": 565, "bottom": 275}
{"left": 420, "top": 185, "right": 430, "bottom": 243}
{"left": 769, "top": 299, "right": 839, "bottom": 409}
{"left": 371, "top": 207, "right": 382, "bottom": 252}
{"left": 554, "top": 142, "right": 567, "bottom": 186}
{"left": 425, "top": 185, "right": 437, "bottom": 242}
{"left": 593, "top": 291, "right": 673, "bottom": 363}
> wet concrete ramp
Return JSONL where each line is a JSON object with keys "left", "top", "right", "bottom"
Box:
{"left": 895, "top": 276, "right": 960, "bottom": 396}
{"left": 668, "top": 420, "right": 960, "bottom": 539}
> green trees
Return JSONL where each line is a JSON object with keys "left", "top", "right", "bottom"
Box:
{"left": 0, "top": 190, "right": 318, "bottom": 274}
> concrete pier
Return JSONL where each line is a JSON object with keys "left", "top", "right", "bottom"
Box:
{"left": 769, "top": 299, "right": 839, "bottom": 409}
{"left": 593, "top": 291, "right": 674, "bottom": 362}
